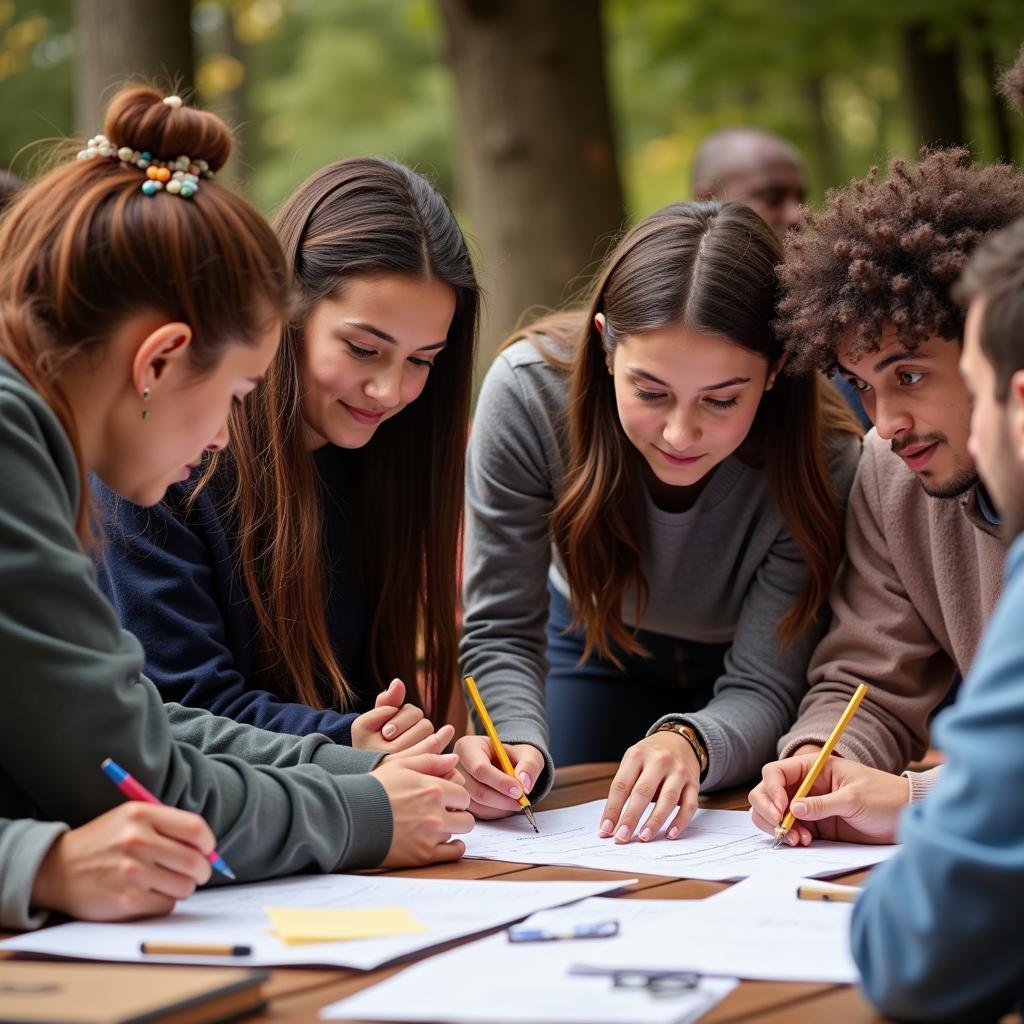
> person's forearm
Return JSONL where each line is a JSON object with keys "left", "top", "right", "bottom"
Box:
{"left": 165, "top": 702, "right": 382, "bottom": 775}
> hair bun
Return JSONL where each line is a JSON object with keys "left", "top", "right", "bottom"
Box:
{"left": 103, "top": 85, "right": 232, "bottom": 173}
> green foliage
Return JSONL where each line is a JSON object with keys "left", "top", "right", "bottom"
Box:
{"left": 2, "top": 0, "right": 1024, "bottom": 226}
{"left": 0, "top": 0, "right": 72, "bottom": 178}
{"left": 605, "top": 0, "right": 1024, "bottom": 217}
{"left": 237, "top": 0, "right": 452, "bottom": 214}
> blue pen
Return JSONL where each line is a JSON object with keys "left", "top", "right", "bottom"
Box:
{"left": 508, "top": 919, "right": 619, "bottom": 942}
{"left": 101, "top": 758, "right": 236, "bottom": 880}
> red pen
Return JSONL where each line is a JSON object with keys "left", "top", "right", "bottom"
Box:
{"left": 101, "top": 758, "right": 236, "bottom": 879}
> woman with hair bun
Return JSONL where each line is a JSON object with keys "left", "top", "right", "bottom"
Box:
{"left": 96, "top": 157, "right": 478, "bottom": 751}
{"left": 0, "top": 87, "right": 471, "bottom": 930}
{"left": 457, "top": 200, "right": 862, "bottom": 845}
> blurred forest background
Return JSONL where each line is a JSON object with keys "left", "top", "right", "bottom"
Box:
{"left": 2, "top": 0, "right": 1023, "bottom": 364}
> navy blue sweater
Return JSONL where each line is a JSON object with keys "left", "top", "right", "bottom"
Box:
{"left": 95, "top": 445, "right": 375, "bottom": 745}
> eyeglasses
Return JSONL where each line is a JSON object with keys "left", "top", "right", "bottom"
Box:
{"left": 611, "top": 969, "right": 701, "bottom": 998}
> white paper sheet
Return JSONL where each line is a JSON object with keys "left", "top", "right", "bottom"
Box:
{"left": 1, "top": 874, "right": 629, "bottom": 970}
{"left": 571, "top": 876, "right": 860, "bottom": 983}
{"left": 322, "top": 897, "right": 738, "bottom": 1023}
{"left": 463, "top": 799, "right": 896, "bottom": 881}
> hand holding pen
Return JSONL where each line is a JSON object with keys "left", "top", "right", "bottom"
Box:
{"left": 30, "top": 801, "right": 218, "bottom": 922}
{"left": 102, "top": 759, "right": 236, "bottom": 878}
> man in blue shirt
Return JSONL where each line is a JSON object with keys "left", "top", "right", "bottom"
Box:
{"left": 849, "top": 217, "right": 1024, "bottom": 1020}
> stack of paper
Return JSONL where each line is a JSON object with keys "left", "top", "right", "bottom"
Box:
{"left": 570, "top": 877, "right": 860, "bottom": 983}
{"left": 462, "top": 800, "right": 897, "bottom": 881}
{"left": 1, "top": 874, "right": 630, "bottom": 969}
{"left": 321, "top": 898, "right": 738, "bottom": 1024}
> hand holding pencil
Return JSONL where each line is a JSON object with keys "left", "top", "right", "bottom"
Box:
{"left": 749, "top": 685, "right": 910, "bottom": 846}
{"left": 457, "top": 675, "right": 542, "bottom": 830}
{"left": 770, "top": 684, "right": 867, "bottom": 848}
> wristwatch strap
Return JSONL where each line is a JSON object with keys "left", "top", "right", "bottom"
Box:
{"left": 655, "top": 721, "right": 709, "bottom": 780}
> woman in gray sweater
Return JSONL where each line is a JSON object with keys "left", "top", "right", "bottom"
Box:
{"left": 457, "top": 201, "right": 861, "bottom": 845}
{"left": 0, "top": 86, "right": 470, "bottom": 931}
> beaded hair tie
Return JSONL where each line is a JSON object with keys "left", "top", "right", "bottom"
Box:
{"left": 76, "top": 95, "right": 214, "bottom": 199}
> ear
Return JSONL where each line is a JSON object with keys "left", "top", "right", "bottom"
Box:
{"left": 131, "top": 322, "right": 193, "bottom": 400}
{"left": 1010, "top": 369, "right": 1024, "bottom": 466}
{"left": 765, "top": 352, "right": 787, "bottom": 391}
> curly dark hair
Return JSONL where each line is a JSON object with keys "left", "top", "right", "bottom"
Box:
{"left": 776, "top": 148, "right": 1024, "bottom": 373}
{"left": 999, "top": 44, "right": 1024, "bottom": 115}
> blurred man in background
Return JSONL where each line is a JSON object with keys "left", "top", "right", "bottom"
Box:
{"left": 692, "top": 127, "right": 806, "bottom": 238}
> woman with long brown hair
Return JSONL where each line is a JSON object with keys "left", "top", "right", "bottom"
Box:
{"left": 96, "top": 157, "right": 477, "bottom": 749}
{"left": 457, "top": 200, "right": 862, "bottom": 845}
{"left": 0, "top": 89, "right": 470, "bottom": 929}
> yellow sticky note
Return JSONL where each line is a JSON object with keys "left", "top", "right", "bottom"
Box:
{"left": 264, "top": 906, "right": 429, "bottom": 945}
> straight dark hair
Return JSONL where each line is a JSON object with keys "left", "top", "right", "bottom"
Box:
{"left": 203, "top": 158, "right": 478, "bottom": 716}
{"left": 519, "top": 201, "right": 860, "bottom": 663}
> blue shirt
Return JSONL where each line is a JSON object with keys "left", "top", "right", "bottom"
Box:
{"left": 851, "top": 533, "right": 1024, "bottom": 1021}
{"left": 95, "top": 446, "right": 372, "bottom": 745}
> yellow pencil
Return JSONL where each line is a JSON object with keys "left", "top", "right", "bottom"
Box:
{"left": 772, "top": 683, "right": 868, "bottom": 849}
{"left": 463, "top": 675, "right": 539, "bottom": 833}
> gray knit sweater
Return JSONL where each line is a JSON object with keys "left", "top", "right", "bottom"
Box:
{"left": 461, "top": 340, "right": 860, "bottom": 797}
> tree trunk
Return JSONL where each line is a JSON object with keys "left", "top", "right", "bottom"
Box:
{"left": 900, "top": 21, "right": 966, "bottom": 150}
{"left": 440, "top": 0, "right": 625, "bottom": 370}
{"left": 804, "top": 72, "right": 839, "bottom": 190}
{"left": 74, "top": 0, "right": 194, "bottom": 133}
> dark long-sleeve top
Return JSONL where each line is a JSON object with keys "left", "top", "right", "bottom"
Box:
{"left": 95, "top": 445, "right": 377, "bottom": 745}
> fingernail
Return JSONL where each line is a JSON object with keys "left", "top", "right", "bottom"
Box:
{"left": 600, "top": 818, "right": 614, "bottom": 835}
{"left": 640, "top": 827, "right": 652, "bottom": 842}
{"left": 382, "top": 725, "right": 396, "bottom": 739}
{"left": 508, "top": 785, "right": 523, "bottom": 798}
{"left": 615, "top": 825, "right": 630, "bottom": 842}
{"left": 667, "top": 826, "right": 680, "bottom": 839}
{"left": 788, "top": 833, "right": 800, "bottom": 847}
{"left": 518, "top": 772, "right": 531, "bottom": 790}
{"left": 791, "top": 801, "right": 807, "bottom": 816}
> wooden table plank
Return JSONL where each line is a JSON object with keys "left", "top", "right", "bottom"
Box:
{"left": 619, "top": 876, "right": 732, "bottom": 900}
{"left": 488, "top": 864, "right": 674, "bottom": 893}
{"left": 378, "top": 859, "right": 532, "bottom": 881}
{"left": 702, "top": 982, "right": 843, "bottom": 1023}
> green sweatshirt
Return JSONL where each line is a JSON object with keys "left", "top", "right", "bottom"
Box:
{"left": 0, "top": 355, "right": 393, "bottom": 930}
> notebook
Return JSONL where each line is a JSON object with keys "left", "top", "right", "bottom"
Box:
{"left": 0, "top": 962, "right": 267, "bottom": 1024}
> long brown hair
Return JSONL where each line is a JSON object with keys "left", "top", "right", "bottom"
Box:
{"left": 0, "top": 86, "right": 292, "bottom": 542}
{"left": 537, "top": 201, "right": 859, "bottom": 664}
{"left": 212, "top": 158, "right": 478, "bottom": 717}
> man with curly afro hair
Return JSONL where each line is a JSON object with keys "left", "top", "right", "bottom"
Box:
{"left": 848, "top": 216, "right": 1024, "bottom": 1022}
{"left": 749, "top": 149, "right": 1024, "bottom": 823}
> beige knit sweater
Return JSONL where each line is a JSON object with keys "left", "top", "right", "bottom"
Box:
{"left": 778, "top": 429, "right": 1006, "bottom": 772}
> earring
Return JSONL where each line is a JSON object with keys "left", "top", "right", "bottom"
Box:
{"left": 142, "top": 386, "right": 150, "bottom": 421}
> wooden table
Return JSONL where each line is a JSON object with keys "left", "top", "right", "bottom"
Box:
{"left": 252, "top": 762, "right": 890, "bottom": 1023}
{"left": 8, "top": 763, "right": 1012, "bottom": 1022}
